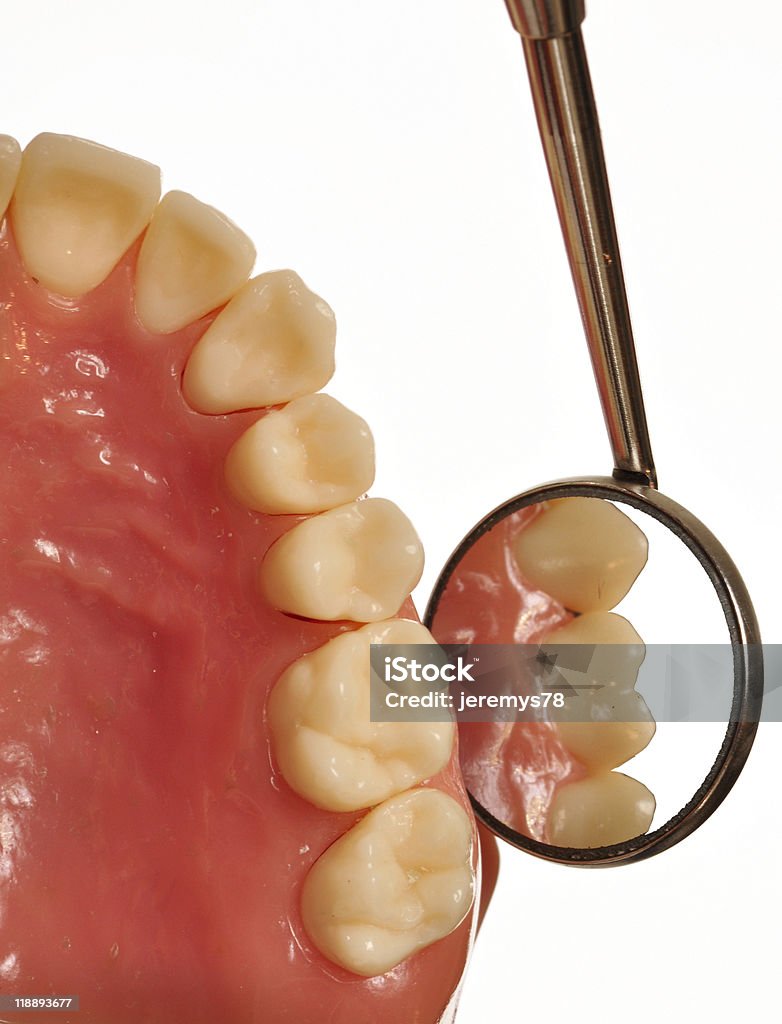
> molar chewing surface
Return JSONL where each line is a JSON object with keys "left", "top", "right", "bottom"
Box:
{"left": 2, "top": 131, "right": 476, "bottom": 996}
{"left": 515, "top": 499, "right": 656, "bottom": 848}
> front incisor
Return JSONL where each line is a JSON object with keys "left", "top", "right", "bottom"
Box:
{"left": 134, "top": 190, "right": 255, "bottom": 334}
{"left": 301, "top": 788, "right": 474, "bottom": 977}
{"left": 267, "top": 619, "right": 454, "bottom": 812}
{"left": 10, "top": 133, "right": 161, "bottom": 297}
{"left": 183, "top": 270, "right": 336, "bottom": 414}
{"left": 225, "top": 393, "right": 375, "bottom": 515}
{"left": 259, "top": 497, "right": 424, "bottom": 622}
{"left": 549, "top": 772, "right": 655, "bottom": 848}
{"left": 512, "top": 497, "right": 648, "bottom": 612}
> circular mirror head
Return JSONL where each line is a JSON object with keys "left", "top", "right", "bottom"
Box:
{"left": 424, "top": 479, "right": 762, "bottom": 865}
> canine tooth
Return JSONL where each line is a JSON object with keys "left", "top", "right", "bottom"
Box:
{"left": 259, "top": 498, "right": 423, "bottom": 621}
{"left": 225, "top": 394, "right": 374, "bottom": 514}
{"left": 548, "top": 772, "right": 655, "bottom": 848}
{"left": 134, "top": 190, "right": 255, "bottom": 334}
{"left": 10, "top": 133, "right": 160, "bottom": 297}
{"left": 301, "top": 788, "right": 474, "bottom": 976}
{"left": 541, "top": 611, "right": 646, "bottom": 689}
{"left": 512, "top": 497, "right": 648, "bottom": 612}
{"left": 182, "top": 270, "right": 336, "bottom": 413}
{"left": 267, "top": 620, "right": 453, "bottom": 812}
{"left": 0, "top": 135, "right": 21, "bottom": 220}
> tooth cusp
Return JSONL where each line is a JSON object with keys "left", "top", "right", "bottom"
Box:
{"left": 301, "top": 789, "right": 474, "bottom": 976}
{"left": 0, "top": 135, "right": 21, "bottom": 220}
{"left": 548, "top": 772, "right": 655, "bottom": 848}
{"left": 267, "top": 620, "right": 454, "bottom": 812}
{"left": 259, "top": 497, "right": 424, "bottom": 621}
{"left": 512, "top": 497, "right": 648, "bottom": 612}
{"left": 183, "top": 270, "right": 336, "bottom": 414}
{"left": 134, "top": 190, "right": 255, "bottom": 334}
{"left": 10, "top": 133, "right": 161, "bottom": 297}
{"left": 225, "top": 394, "right": 375, "bottom": 515}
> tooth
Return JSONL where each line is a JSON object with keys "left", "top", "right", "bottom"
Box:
{"left": 182, "top": 270, "right": 336, "bottom": 414}
{"left": 301, "top": 788, "right": 474, "bottom": 976}
{"left": 548, "top": 772, "right": 655, "bottom": 848}
{"left": 512, "top": 497, "right": 648, "bottom": 612}
{"left": 259, "top": 498, "right": 423, "bottom": 621}
{"left": 134, "top": 190, "right": 255, "bottom": 334}
{"left": 541, "top": 611, "right": 646, "bottom": 689}
{"left": 9, "top": 133, "right": 161, "bottom": 297}
{"left": 225, "top": 394, "right": 375, "bottom": 514}
{"left": 267, "top": 619, "right": 454, "bottom": 812}
{"left": 0, "top": 135, "right": 21, "bottom": 220}
{"left": 541, "top": 611, "right": 654, "bottom": 770}
{"left": 556, "top": 683, "right": 656, "bottom": 771}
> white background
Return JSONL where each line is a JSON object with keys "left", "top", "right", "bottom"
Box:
{"left": 3, "top": 2, "right": 779, "bottom": 1021}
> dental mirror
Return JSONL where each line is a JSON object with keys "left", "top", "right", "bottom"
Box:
{"left": 423, "top": 0, "right": 763, "bottom": 866}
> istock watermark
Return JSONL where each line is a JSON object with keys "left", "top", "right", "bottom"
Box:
{"left": 369, "top": 643, "right": 776, "bottom": 723}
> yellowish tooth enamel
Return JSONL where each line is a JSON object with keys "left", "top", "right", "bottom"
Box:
{"left": 9, "top": 133, "right": 161, "bottom": 297}
{"left": 267, "top": 619, "right": 454, "bottom": 812}
{"left": 541, "top": 611, "right": 646, "bottom": 689}
{"left": 225, "top": 394, "right": 375, "bottom": 514}
{"left": 512, "top": 497, "right": 648, "bottom": 612}
{"left": 259, "top": 498, "right": 424, "bottom": 622}
{"left": 0, "top": 135, "right": 21, "bottom": 220}
{"left": 548, "top": 772, "right": 655, "bottom": 848}
{"left": 182, "top": 270, "right": 336, "bottom": 413}
{"left": 301, "top": 788, "right": 474, "bottom": 977}
{"left": 134, "top": 190, "right": 255, "bottom": 334}
{"left": 542, "top": 611, "right": 654, "bottom": 770}
{"left": 556, "top": 684, "right": 656, "bottom": 771}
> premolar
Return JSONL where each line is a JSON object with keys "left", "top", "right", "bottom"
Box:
{"left": 183, "top": 270, "right": 336, "bottom": 414}
{"left": 540, "top": 611, "right": 646, "bottom": 689}
{"left": 267, "top": 619, "right": 454, "bottom": 812}
{"left": 10, "top": 133, "right": 161, "bottom": 298}
{"left": 259, "top": 497, "right": 424, "bottom": 621}
{"left": 0, "top": 135, "right": 21, "bottom": 220}
{"left": 134, "top": 190, "right": 255, "bottom": 334}
{"left": 301, "top": 788, "right": 474, "bottom": 977}
{"left": 512, "top": 497, "right": 648, "bottom": 612}
{"left": 225, "top": 393, "right": 375, "bottom": 514}
{"left": 548, "top": 772, "right": 655, "bottom": 847}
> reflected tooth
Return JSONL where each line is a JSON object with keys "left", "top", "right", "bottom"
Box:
{"left": 0, "top": 135, "right": 21, "bottom": 220}
{"left": 225, "top": 394, "right": 374, "bottom": 514}
{"left": 542, "top": 611, "right": 646, "bottom": 689}
{"left": 556, "top": 684, "right": 655, "bottom": 771}
{"left": 267, "top": 619, "right": 453, "bottom": 812}
{"left": 512, "top": 497, "right": 648, "bottom": 612}
{"left": 260, "top": 498, "right": 423, "bottom": 622}
{"left": 542, "top": 612, "right": 654, "bottom": 769}
{"left": 134, "top": 190, "right": 255, "bottom": 334}
{"left": 182, "top": 270, "right": 336, "bottom": 413}
{"left": 9, "top": 133, "right": 161, "bottom": 298}
{"left": 549, "top": 772, "right": 655, "bottom": 848}
{"left": 301, "top": 788, "right": 474, "bottom": 977}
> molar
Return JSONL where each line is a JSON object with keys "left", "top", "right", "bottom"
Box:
{"left": 10, "top": 133, "right": 161, "bottom": 297}
{"left": 540, "top": 611, "right": 646, "bottom": 689}
{"left": 183, "top": 270, "right": 336, "bottom": 413}
{"left": 512, "top": 497, "right": 648, "bottom": 612}
{"left": 301, "top": 788, "right": 474, "bottom": 977}
{"left": 134, "top": 190, "right": 255, "bottom": 334}
{"left": 259, "top": 497, "right": 424, "bottom": 622}
{"left": 0, "top": 135, "right": 21, "bottom": 220}
{"left": 548, "top": 772, "right": 655, "bottom": 848}
{"left": 224, "top": 394, "right": 375, "bottom": 514}
{"left": 267, "top": 619, "right": 454, "bottom": 812}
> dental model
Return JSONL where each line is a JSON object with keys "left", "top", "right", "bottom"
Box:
{"left": 430, "top": 497, "right": 656, "bottom": 848}
{"left": 0, "top": 133, "right": 476, "bottom": 1023}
